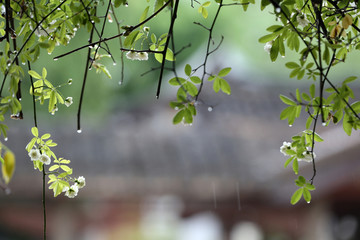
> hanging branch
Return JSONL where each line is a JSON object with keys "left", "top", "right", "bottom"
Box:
{"left": 0, "top": 0, "right": 69, "bottom": 97}
{"left": 77, "top": 24, "right": 95, "bottom": 132}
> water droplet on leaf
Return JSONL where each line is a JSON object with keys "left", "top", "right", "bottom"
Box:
{"left": 322, "top": 122, "right": 326, "bottom": 126}
{"left": 208, "top": 106, "right": 213, "bottom": 112}
{"left": 275, "top": 7, "right": 281, "bottom": 13}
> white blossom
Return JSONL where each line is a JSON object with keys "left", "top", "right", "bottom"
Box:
{"left": 29, "top": 149, "right": 41, "bottom": 161}
{"left": 75, "top": 176, "right": 86, "bottom": 189}
{"left": 126, "top": 51, "right": 139, "bottom": 60}
{"left": 280, "top": 141, "right": 293, "bottom": 156}
{"left": 64, "top": 184, "right": 79, "bottom": 198}
{"left": 297, "top": 15, "right": 309, "bottom": 28}
{"left": 138, "top": 52, "right": 148, "bottom": 61}
{"left": 264, "top": 41, "right": 273, "bottom": 54}
{"left": 299, "top": 150, "right": 316, "bottom": 162}
{"left": 64, "top": 97, "right": 73, "bottom": 107}
{"left": 39, "top": 154, "right": 51, "bottom": 165}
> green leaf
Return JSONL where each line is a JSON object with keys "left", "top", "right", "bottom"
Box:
{"left": 190, "top": 76, "right": 201, "bottom": 84}
{"left": 280, "top": 95, "right": 296, "bottom": 106}
{"left": 184, "top": 108, "right": 193, "bottom": 124}
{"left": 42, "top": 68, "right": 47, "bottom": 79}
{"left": 343, "top": 113, "right": 352, "bottom": 136}
{"left": 258, "top": 33, "right": 277, "bottom": 43}
{"left": 284, "top": 156, "right": 294, "bottom": 168}
{"left": 220, "top": 78, "right": 231, "bottom": 95}
{"left": 124, "top": 30, "right": 140, "bottom": 48}
{"left": 185, "top": 82, "right": 198, "bottom": 96}
{"left": 285, "top": 62, "right": 300, "bottom": 69}
{"left": 49, "top": 165, "right": 59, "bottom": 171}
{"left": 173, "top": 110, "right": 185, "bottom": 124}
{"left": 218, "top": 67, "right": 232, "bottom": 77}
{"left": 202, "top": 1, "right": 211, "bottom": 7}
{"left": 168, "top": 77, "right": 186, "bottom": 86}
{"left": 41, "top": 133, "right": 51, "bottom": 140}
{"left": 48, "top": 91, "right": 56, "bottom": 113}
{"left": 139, "top": 6, "right": 149, "bottom": 23}
{"left": 28, "top": 70, "right": 42, "bottom": 79}
{"left": 185, "top": 64, "right": 192, "bottom": 76}
{"left": 292, "top": 158, "right": 299, "bottom": 175}
{"left": 165, "top": 48, "right": 175, "bottom": 61}
{"left": 270, "top": 38, "right": 279, "bottom": 62}
{"left": 309, "top": 84, "right": 315, "bottom": 98}
{"left": 31, "top": 127, "right": 39, "bottom": 137}
{"left": 60, "top": 165, "right": 72, "bottom": 173}
{"left": 303, "top": 188, "right": 311, "bottom": 203}
{"left": 305, "top": 183, "right": 316, "bottom": 191}
{"left": 291, "top": 188, "right": 303, "bottom": 205}
{"left": 344, "top": 76, "right": 357, "bottom": 84}
{"left": 213, "top": 78, "right": 221, "bottom": 93}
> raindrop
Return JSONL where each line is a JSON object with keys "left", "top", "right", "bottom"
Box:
{"left": 275, "top": 7, "right": 281, "bottom": 13}
{"left": 88, "top": 45, "right": 93, "bottom": 49}
{"left": 22, "top": 62, "right": 26, "bottom": 65}
{"left": 4, "top": 137, "right": 8, "bottom": 141}
{"left": 208, "top": 106, "right": 213, "bottom": 112}
{"left": 281, "top": 55, "right": 285, "bottom": 58}
{"left": 51, "top": 112, "right": 55, "bottom": 115}
{"left": 174, "top": 107, "right": 179, "bottom": 111}
{"left": 5, "top": 188, "right": 10, "bottom": 195}
{"left": 307, "top": 201, "right": 311, "bottom": 204}
{"left": 73, "top": 28, "right": 78, "bottom": 32}
{"left": 77, "top": 129, "right": 82, "bottom": 133}
{"left": 91, "top": 20, "right": 95, "bottom": 24}
{"left": 54, "top": 58, "right": 58, "bottom": 61}
{"left": 113, "top": 62, "right": 117, "bottom": 66}
{"left": 125, "top": 2, "right": 128, "bottom": 7}
{"left": 68, "top": 78, "right": 73, "bottom": 85}
{"left": 289, "top": 124, "right": 293, "bottom": 127}
{"left": 48, "top": 52, "right": 52, "bottom": 55}
{"left": 322, "top": 122, "right": 327, "bottom": 126}
{"left": 118, "top": 81, "right": 123, "bottom": 85}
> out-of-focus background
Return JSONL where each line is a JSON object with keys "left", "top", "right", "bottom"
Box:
{"left": 1, "top": 1, "right": 360, "bottom": 239}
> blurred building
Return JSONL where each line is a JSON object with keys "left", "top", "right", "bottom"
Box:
{"left": 0, "top": 79, "right": 360, "bottom": 240}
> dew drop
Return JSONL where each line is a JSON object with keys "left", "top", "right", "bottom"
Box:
{"left": 118, "top": 81, "right": 123, "bottom": 85}
{"left": 54, "top": 58, "right": 58, "bottom": 61}
{"left": 22, "top": 62, "right": 26, "bottom": 65}
{"left": 125, "top": 2, "right": 128, "bottom": 7}
{"left": 289, "top": 124, "right": 293, "bottom": 127}
{"left": 322, "top": 122, "right": 327, "bottom": 126}
{"left": 77, "top": 129, "right": 82, "bottom": 133}
{"left": 4, "top": 137, "right": 8, "bottom": 141}
{"left": 174, "top": 107, "right": 179, "bottom": 111}
{"left": 307, "top": 201, "right": 311, "bottom": 204}
{"left": 113, "top": 62, "right": 117, "bottom": 66}
{"left": 208, "top": 106, "right": 213, "bottom": 112}
{"left": 281, "top": 55, "right": 285, "bottom": 58}
{"left": 275, "top": 7, "right": 281, "bottom": 13}
{"left": 89, "top": 45, "right": 93, "bottom": 49}
{"left": 51, "top": 112, "right": 55, "bottom": 115}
